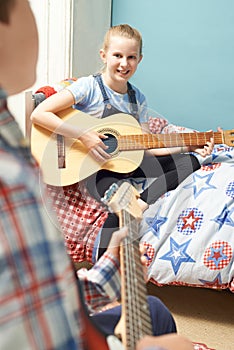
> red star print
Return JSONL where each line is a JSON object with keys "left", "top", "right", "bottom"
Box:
{"left": 212, "top": 250, "right": 222, "bottom": 260}
{"left": 181, "top": 210, "right": 201, "bottom": 230}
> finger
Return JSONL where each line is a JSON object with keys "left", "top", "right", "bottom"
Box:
{"left": 90, "top": 149, "right": 107, "bottom": 162}
{"left": 140, "top": 255, "right": 148, "bottom": 266}
{"left": 90, "top": 147, "right": 111, "bottom": 162}
{"left": 96, "top": 146, "right": 111, "bottom": 158}
{"left": 108, "top": 227, "right": 128, "bottom": 250}
{"left": 99, "top": 133, "right": 108, "bottom": 139}
{"left": 139, "top": 243, "right": 147, "bottom": 255}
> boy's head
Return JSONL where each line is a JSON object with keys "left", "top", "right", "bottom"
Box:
{"left": 0, "top": 0, "right": 38, "bottom": 95}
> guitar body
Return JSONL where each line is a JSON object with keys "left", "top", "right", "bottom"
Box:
{"left": 31, "top": 107, "right": 234, "bottom": 186}
{"left": 31, "top": 108, "right": 144, "bottom": 186}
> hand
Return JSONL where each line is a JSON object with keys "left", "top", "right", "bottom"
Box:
{"left": 106, "top": 227, "right": 128, "bottom": 260}
{"left": 79, "top": 130, "right": 111, "bottom": 162}
{"left": 136, "top": 334, "right": 194, "bottom": 350}
{"left": 106, "top": 227, "right": 149, "bottom": 275}
{"left": 190, "top": 137, "right": 214, "bottom": 157}
{"left": 139, "top": 243, "right": 149, "bottom": 282}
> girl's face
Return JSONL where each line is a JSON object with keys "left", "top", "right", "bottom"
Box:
{"left": 0, "top": 0, "right": 38, "bottom": 95}
{"left": 100, "top": 35, "right": 142, "bottom": 93}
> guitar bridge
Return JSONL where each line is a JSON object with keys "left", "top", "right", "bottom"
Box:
{"left": 57, "top": 134, "right": 66, "bottom": 168}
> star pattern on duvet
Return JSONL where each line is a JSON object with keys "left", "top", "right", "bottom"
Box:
{"left": 129, "top": 178, "right": 147, "bottom": 192}
{"left": 226, "top": 181, "right": 234, "bottom": 199}
{"left": 212, "top": 145, "right": 233, "bottom": 161}
{"left": 145, "top": 210, "right": 167, "bottom": 239}
{"left": 203, "top": 240, "right": 232, "bottom": 270}
{"left": 177, "top": 207, "right": 203, "bottom": 235}
{"left": 212, "top": 204, "right": 234, "bottom": 230}
{"left": 199, "top": 272, "right": 223, "bottom": 287}
{"left": 159, "top": 237, "right": 195, "bottom": 275}
{"left": 207, "top": 246, "right": 228, "bottom": 268}
{"left": 183, "top": 172, "right": 216, "bottom": 199}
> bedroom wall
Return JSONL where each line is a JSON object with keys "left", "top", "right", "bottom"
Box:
{"left": 112, "top": 0, "right": 234, "bottom": 131}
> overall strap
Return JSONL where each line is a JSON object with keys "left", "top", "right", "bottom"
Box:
{"left": 93, "top": 73, "right": 139, "bottom": 119}
{"left": 127, "top": 82, "right": 138, "bottom": 118}
{"left": 93, "top": 73, "right": 110, "bottom": 104}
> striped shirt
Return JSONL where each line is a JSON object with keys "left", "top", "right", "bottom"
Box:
{"left": 0, "top": 89, "right": 121, "bottom": 350}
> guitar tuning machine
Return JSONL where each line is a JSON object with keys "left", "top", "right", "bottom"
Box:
{"left": 101, "top": 183, "right": 119, "bottom": 206}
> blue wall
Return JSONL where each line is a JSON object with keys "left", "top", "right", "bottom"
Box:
{"left": 112, "top": 0, "right": 234, "bottom": 131}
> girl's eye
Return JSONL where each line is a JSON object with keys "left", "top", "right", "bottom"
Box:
{"left": 129, "top": 55, "right": 137, "bottom": 60}
{"left": 114, "top": 54, "right": 122, "bottom": 58}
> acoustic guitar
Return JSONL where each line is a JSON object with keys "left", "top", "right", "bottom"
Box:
{"left": 76, "top": 181, "right": 152, "bottom": 350}
{"left": 102, "top": 182, "right": 153, "bottom": 349}
{"left": 31, "top": 107, "right": 234, "bottom": 186}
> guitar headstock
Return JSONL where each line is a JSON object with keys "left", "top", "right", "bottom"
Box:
{"left": 102, "top": 182, "right": 143, "bottom": 222}
{"left": 223, "top": 129, "right": 234, "bottom": 147}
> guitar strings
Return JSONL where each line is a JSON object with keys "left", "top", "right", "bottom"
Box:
{"left": 122, "top": 210, "right": 152, "bottom": 349}
{"left": 119, "top": 131, "right": 222, "bottom": 150}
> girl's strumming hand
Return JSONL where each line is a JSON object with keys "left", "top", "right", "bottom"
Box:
{"left": 79, "top": 130, "right": 111, "bottom": 162}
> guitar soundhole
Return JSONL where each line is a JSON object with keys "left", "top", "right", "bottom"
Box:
{"left": 102, "top": 133, "right": 119, "bottom": 155}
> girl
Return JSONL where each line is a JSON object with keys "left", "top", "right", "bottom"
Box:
{"left": 31, "top": 24, "right": 214, "bottom": 257}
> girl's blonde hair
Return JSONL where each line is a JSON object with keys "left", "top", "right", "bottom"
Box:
{"left": 102, "top": 24, "right": 143, "bottom": 55}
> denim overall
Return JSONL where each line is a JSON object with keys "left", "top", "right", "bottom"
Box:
{"left": 87, "top": 74, "right": 200, "bottom": 258}
{"left": 93, "top": 73, "right": 138, "bottom": 119}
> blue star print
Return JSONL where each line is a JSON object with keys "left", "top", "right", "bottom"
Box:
{"left": 183, "top": 172, "right": 216, "bottom": 199}
{"left": 226, "top": 181, "right": 234, "bottom": 199}
{"left": 145, "top": 211, "right": 167, "bottom": 239}
{"left": 199, "top": 272, "right": 223, "bottom": 287}
{"left": 207, "top": 246, "right": 228, "bottom": 268}
{"left": 212, "top": 204, "right": 234, "bottom": 230}
{"left": 226, "top": 207, "right": 234, "bottom": 227}
{"left": 159, "top": 237, "right": 195, "bottom": 275}
{"left": 129, "top": 178, "right": 147, "bottom": 192}
{"left": 212, "top": 145, "right": 233, "bottom": 161}
{"left": 146, "top": 214, "right": 167, "bottom": 238}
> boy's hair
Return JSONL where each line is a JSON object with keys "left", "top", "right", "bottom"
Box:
{"left": 0, "top": 0, "right": 16, "bottom": 24}
{"left": 102, "top": 24, "right": 143, "bottom": 56}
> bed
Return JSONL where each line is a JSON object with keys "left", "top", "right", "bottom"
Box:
{"left": 28, "top": 79, "right": 234, "bottom": 294}
{"left": 139, "top": 144, "right": 234, "bottom": 292}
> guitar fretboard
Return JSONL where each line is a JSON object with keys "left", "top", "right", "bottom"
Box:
{"left": 120, "top": 210, "right": 152, "bottom": 350}
{"left": 119, "top": 131, "right": 223, "bottom": 150}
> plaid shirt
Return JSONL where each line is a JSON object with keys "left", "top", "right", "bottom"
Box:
{"left": 0, "top": 89, "right": 121, "bottom": 350}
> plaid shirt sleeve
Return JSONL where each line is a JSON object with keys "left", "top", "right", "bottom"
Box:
{"left": 0, "top": 98, "right": 122, "bottom": 349}
{"left": 0, "top": 152, "right": 85, "bottom": 350}
{"left": 77, "top": 252, "right": 121, "bottom": 314}
{"left": 0, "top": 152, "right": 121, "bottom": 349}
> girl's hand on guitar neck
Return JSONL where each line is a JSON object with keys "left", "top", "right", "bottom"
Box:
{"left": 189, "top": 137, "right": 214, "bottom": 157}
{"left": 189, "top": 127, "right": 222, "bottom": 157}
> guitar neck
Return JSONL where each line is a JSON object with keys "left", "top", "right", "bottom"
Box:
{"left": 118, "top": 130, "right": 223, "bottom": 150}
{"left": 119, "top": 210, "right": 153, "bottom": 350}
